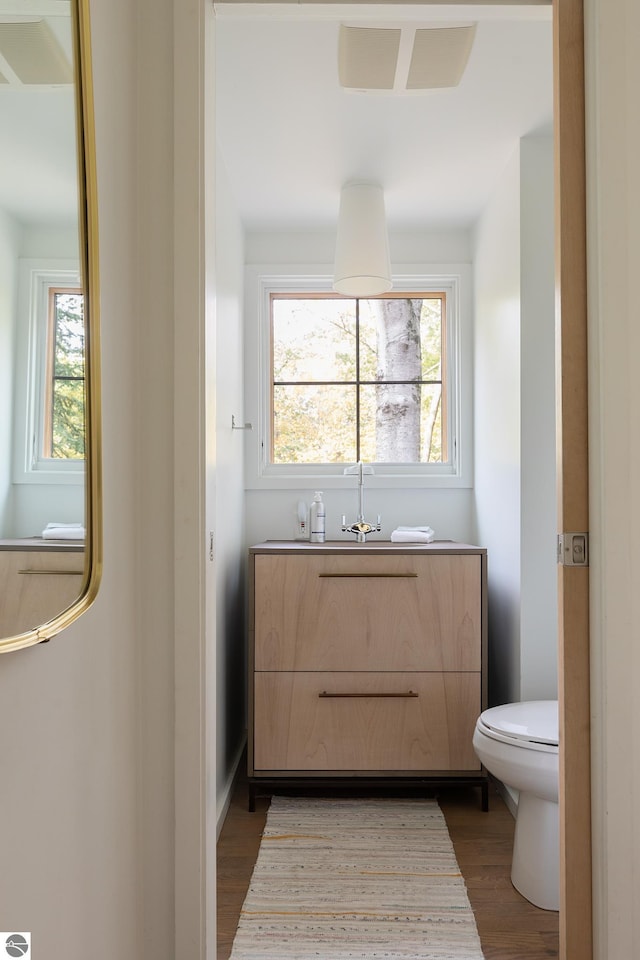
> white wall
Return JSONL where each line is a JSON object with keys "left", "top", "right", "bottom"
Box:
{"left": 0, "top": 218, "right": 84, "bottom": 538}
{"left": 246, "top": 229, "right": 473, "bottom": 268}
{"left": 137, "top": 0, "right": 180, "bottom": 953}
{"left": 519, "top": 136, "right": 557, "bottom": 701}
{"left": 214, "top": 153, "right": 247, "bottom": 825}
{"left": 0, "top": 1, "right": 142, "bottom": 956}
{"left": 0, "top": 208, "right": 20, "bottom": 535}
{"left": 0, "top": 0, "right": 207, "bottom": 955}
{"left": 472, "top": 138, "right": 557, "bottom": 707}
{"left": 472, "top": 147, "right": 522, "bottom": 706}
{"left": 20, "top": 224, "right": 79, "bottom": 259}
{"left": 7, "top": 224, "right": 84, "bottom": 537}
{"left": 10, "top": 485, "right": 85, "bottom": 538}
{"left": 172, "top": 1, "right": 212, "bottom": 955}
{"left": 243, "top": 229, "right": 476, "bottom": 549}
{"left": 245, "top": 486, "right": 474, "bottom": 547}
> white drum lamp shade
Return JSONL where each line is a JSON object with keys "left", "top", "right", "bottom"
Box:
{"left": 333, "top": 182, "right": 392, "bottom": 297}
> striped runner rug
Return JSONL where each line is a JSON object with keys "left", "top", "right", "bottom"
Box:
{"left": 229, "top": 796, "right": 485, "bottom": 959}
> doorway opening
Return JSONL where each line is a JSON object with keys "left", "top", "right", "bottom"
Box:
{"left": 212, "top": 3, "right": 590, "bottom": 957}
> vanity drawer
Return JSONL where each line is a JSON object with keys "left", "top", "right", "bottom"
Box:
{"left": 253, "top": 671, "right": 481, "bottom": 773}
{"left": 0, "top": 549, "right": 85, "bottom": 637}
{"left": 254, "top": 553, "right": 481, "bottom": 672}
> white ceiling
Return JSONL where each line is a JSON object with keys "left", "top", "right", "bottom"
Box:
{"left": 0, "top": 3, "right": 553, "bottom": 233}
{"left": 215, "top": 4, "right": 553, "bottom": 234}
{"left": 0, "top": 7, "right": 77, "bottom": 226}
{"left": 0, "top": 88, "right": 78, "bottom": 225}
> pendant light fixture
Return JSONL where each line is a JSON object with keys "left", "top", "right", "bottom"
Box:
{"left": 333, "top": 181, "right": 392, "bottom": 297}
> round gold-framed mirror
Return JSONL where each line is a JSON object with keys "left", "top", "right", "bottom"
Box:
{"left": 0, "top": 0, "right": 101, "bottom": 653}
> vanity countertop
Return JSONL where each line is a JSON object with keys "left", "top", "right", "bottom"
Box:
{"left": 250, "top": 539, "right": 485, "bottom": 555}
{"left": 0, "top": 538, "right": 85, "bottom": 552}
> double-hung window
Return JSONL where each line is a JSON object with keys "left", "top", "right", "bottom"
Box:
{"left": 13, "top": 260, "right": 85, "bottom": 482}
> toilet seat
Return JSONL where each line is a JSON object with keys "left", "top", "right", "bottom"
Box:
{"left": 477, "top": 700, "right": 558, "bottom": 752}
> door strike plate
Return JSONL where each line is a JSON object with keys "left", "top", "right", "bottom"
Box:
{"left": 557, "top": 532, "right": 589, "bottom": 567}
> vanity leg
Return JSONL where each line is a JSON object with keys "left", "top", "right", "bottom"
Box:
{"left": 248, "top": 783, "right": 256, "bottom": 813}
{"left": 481, "top": 780, "right": 489, "bottom": 812}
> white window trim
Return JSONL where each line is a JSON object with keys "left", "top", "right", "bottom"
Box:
{"left": 13, "top": 258, "right": 85, "bottom": 485}
{"left": 244, "top": 263, "right": 473, "bottom": 490}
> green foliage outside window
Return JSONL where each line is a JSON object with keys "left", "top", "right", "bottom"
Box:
{"left": 48, "top": 291, "right": 85, "bottom": 460}
{"left": 271, "top": 295, "right": 445, "bottom": 465}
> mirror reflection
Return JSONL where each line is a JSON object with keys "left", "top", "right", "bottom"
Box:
{"left": 0, "top": 0, "right": 98, "bottom": 647}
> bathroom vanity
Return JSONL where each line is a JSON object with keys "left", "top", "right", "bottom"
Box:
{"left": 248, "top": 540, "right": 488, "bottom": 809}
{"left": 0, "top": 540, "right": 85, "bottom": 638}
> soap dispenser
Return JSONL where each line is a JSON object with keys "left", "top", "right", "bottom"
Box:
{"left": 309, "top": 491, "right": 326, "bottom": 543}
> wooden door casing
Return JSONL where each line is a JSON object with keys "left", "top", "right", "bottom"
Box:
{"left": 554, "top": 1, "right": 592, "bottom": 957}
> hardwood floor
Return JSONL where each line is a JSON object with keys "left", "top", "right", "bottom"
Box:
{"left": 217, "top": 776, "right": 559, "bottom": 959}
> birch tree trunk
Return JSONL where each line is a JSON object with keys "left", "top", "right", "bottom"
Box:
{"left": 374, "top": 298, "right": 422, "bottom": 461}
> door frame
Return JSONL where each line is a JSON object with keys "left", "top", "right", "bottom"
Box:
{"left": 207, "top": 2, "right": 592, "bottom": 957}
{"left": 553, "top": 1, "right": 591, "bottom": 957}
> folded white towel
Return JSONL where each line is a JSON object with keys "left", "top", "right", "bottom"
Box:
{"left": 43, "top": 522, "right": 83, "bottom": 528}
{"left": 390, "top": 527, "right": 435, "bottom": 543}
{"left": 396, "top": 526, "right": 435, "bottom": 534}
{"left": 42, "top": 523, "right": 85, "bottom": 540}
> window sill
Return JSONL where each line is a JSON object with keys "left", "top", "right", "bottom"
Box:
{"left": 245, "top": 469, "right": 473, "bottom": 491}
{"left": 13, "top": 468, "right": 85, "bottom": 486}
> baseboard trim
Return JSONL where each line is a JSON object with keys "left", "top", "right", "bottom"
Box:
{"left": 217, "top": 734, "right": 247, "bottom": 839}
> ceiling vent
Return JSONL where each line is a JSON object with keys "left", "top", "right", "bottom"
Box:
{"left": 0, "top": 19, "right": 72, "bottom": 85}
{"left": 338, "top": 23, "right": 476, "bottom": 93}
{"left": 338, "top": 27, "right": 401, "bottom": 91}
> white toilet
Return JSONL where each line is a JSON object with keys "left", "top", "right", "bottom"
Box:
{"left": 472, "top": 699, "right": 559, "bottom": 911}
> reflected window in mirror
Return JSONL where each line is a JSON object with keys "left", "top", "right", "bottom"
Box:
{"left": 14, "top": 260, "right": 85, "bottom": 482}
{"left": 45, "top": 286, "right": 85, "bottom": 462}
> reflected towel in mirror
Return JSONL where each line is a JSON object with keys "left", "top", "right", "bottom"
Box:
{"left": 42, "top": 522, "right": 86, "bottom": 540}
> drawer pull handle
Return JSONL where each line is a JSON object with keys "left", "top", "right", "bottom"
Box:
{"left": 18, "top": 569, "right": 83, "bottom": 576}
{"left": 318, "top": 573, "right": 418, "bottom": 579}
{"left": 319, "top": 691, "right": 419, "bottom": 699}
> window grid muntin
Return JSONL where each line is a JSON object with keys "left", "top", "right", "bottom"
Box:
{"left": 270, "top": 292, "right": 445, "bottom": 465}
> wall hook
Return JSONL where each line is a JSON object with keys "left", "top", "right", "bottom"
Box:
{"left": 232, "top": 415, "right": 253, "bottom": 431}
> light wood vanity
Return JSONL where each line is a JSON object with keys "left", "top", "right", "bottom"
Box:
{"left": 248, "top": 540, "right": 488, "bottom": 809}
{"left": 0, "top": 540, "right": 85, "bottom": 639}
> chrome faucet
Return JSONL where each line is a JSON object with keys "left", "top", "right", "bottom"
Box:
{"left": 341, "top": 461, "right": 381, "bottom": 543}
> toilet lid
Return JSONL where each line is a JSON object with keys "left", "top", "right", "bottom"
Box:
{"left": 478, "top": 700, "right": 559, "bottom": 746}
